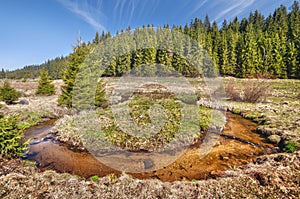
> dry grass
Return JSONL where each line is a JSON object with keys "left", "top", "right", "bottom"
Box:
{"left": 225, "top": 79, "right": 271, "bottom": 103}
{"left": 0, "top": 152, "right": 299, "bottom": 198}
{"left": 0, "top": 79, "right": 67, "bottom": 121}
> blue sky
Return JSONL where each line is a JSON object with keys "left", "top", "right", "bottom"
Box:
{"left": 0, "top": 0, "right": 294, "bottom": 70}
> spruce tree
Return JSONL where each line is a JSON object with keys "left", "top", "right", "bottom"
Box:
{"left": 36, "top": 70, "right": 55, "bottom": 95}
{"left": 218, "top": 30, "right": 229, "bottom": 75}
{"left": 94, "top": 78, "right": 108, "bottom": 108}
{"left": 270, "top": 33, "right": 285, "bottom": 77}
{"left": 58, "top": 43, "right": 89, "bottom": 107}
{"left": 227, "top": 29, "right": 238, "bottom": 75}
{"left": 0, "top": 81, "right": 20, "bottom": 104}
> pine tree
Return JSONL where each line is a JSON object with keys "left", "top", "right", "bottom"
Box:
{"left": 211, "top": 21, "right": 220, "bottom": 67}
{"left": 218, "top": 30, "right": 229, "bottom": 75}
{"left": 94, "top": 78, "right": 108, "bottom": 108}
{"left": 36, "top": 70, "right": 55, "bottom": 95}
{"left": 286, "top": 41, "right": 298, "bottom": 78}
{"left": 156, "top": 26, "right": 173, "bottom": 76}
{"left": 270, "top": 33, "right": 286, "bottom": 77}
{"left": 237, "top": 24, "right": 259, "bottom": 77}
{"left": 58, "top": 43, "right": 89, "bottom": 107}
{"left": 204, "top": 14, "right": 211, "bottom": 32}
{"left": 115, "top": 30, "right": 132, "bottom": 76}
{"left": 288, "top": 1, "right": 300, "bottom": 78}
{"left": 0, "top": 81, "right": 20, "bottom": 104}
{"left": 227, "top": 29, "right": 238, "bottom": 75}
{"left": 93, "top": 32, "right": 100, "bottom": 44}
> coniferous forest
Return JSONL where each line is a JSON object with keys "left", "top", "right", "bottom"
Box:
{"left": 3, "top": 1, "right": 300, "bottom": 80}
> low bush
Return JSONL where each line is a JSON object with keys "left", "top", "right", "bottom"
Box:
{"left": 0, "top": 81, "right": 21, "bottom": 104}
{"left": 283, "top": 141, "right": 298, "bottom": 153}
{"left": 89, "top": 175, "right": 99, "bottom": 181}
{"left": 225, "top": 79, "right": 271, "bottom": 103}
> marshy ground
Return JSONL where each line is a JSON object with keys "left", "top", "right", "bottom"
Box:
{"left": 0, "top": 77, "right": 299, "bottom": 198}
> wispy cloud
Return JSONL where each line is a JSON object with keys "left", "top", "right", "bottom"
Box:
{"left": 191, "top": 0, "right": 208, "bottom": 16}
{"left": 113, "top": 0, "right": 158, "bottom": 28}
{"left": 212, "top": 0, "right": 255, "bottom": 22}
{"left": 57, "top": 0, "right": 106, "bottom": 32}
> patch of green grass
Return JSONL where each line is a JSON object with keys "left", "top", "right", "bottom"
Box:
{"left": 91, "top": 95, "right": 183, "bottom": 151}
{"left": 89, "top": 175, "right": 99, "bottom": 181}
{"left": 198, "top": 106, "right": 212, "bottom": 131}
{"left": 283, "top": 142, "right": 298, "bottom": 153}
{"left": 232, "top": 108, "right": 241, "bottom": 114}
{"left": 23, "top": 160, "right": 36, "bottom": 167}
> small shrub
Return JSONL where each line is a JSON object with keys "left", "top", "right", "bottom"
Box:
{"left": 36, "top": 70, "right": 55, "bottom": 95}
{"left": 89, "top": 175, "right": 99, "bottom": 181}
{"left": 225, "top": 79, "right": 271, "bottom": 103}
{"left": 0, "top": 81, "right": 21, "bottom": 104}
{"left": 0, "top": 116, "right": 29, "bottom": 158}
{"left": 108, "top": 173, "right": 116, "bottom": 180}
{"left": 225, "top": 83, "right": 242, "bottom": 101}
{"left": 283, "top": 141, "right": 298, "bottom": 153}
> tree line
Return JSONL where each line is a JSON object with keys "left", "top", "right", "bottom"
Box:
{"left": 2, "top": 56, "right": 67, "bottom": 79}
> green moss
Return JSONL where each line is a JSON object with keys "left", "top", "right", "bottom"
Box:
{"left": 232, "top": 108, "right": 241, "bottom": 114}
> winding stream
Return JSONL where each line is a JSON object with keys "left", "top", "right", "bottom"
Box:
{"left": 23, "top": 112, "right": 275, "bottom": 182}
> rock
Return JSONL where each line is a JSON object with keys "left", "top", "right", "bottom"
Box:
{"left": 19, "top": 99, "right": 29, "bottom": 105}
{"left": 110, "top": 96, "right": 122, "bottom": 104}
{"left": 267, "top": 135, "right": 281, "bottom": 145}
{"left": 219, "top": 155, "right": 229, "bottom": 160}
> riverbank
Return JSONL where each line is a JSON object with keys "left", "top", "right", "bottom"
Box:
{"left": 1, "top": 152, "right": 299, "bottom": 198}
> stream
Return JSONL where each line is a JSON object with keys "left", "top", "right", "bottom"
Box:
{"left": 23, "top": 112, "right": 275, "bottom": 182}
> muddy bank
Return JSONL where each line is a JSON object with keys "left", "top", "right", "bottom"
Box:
{"left": 23, "top": 112, "right": 275, "bottom": 182}
{"left": 2, "top": 152, "right": 299, "bottom": 198}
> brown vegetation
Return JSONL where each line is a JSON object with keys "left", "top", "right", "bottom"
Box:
{"left": 225, "top": 79, "right": 271, "bottom": 103}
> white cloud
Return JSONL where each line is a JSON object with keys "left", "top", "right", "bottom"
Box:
{"left": 57, "top": 0, "right": 106, "bottom": 32}
{"left": 213, "top": 0, "right": 255, "bottom": 22}
{"left": 191, "top": 0, "right": 208, "bottom": 16}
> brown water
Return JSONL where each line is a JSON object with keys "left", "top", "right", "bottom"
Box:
{"left": 24, "top": 113, "right": 275, "bottom": 182}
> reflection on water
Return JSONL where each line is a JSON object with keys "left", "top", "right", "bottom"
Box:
{"left": 24, "top": 113, "right": 275, "bottom": 182}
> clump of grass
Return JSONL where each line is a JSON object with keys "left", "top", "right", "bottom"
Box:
{"left": 89, "top": 175, "right": 99, "bottom": 181}
{"left": 100, "top": 96, "right": 182, "bottom": 151}
{"left": 283, "top": 141, "right": 298, "bottom": 153}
